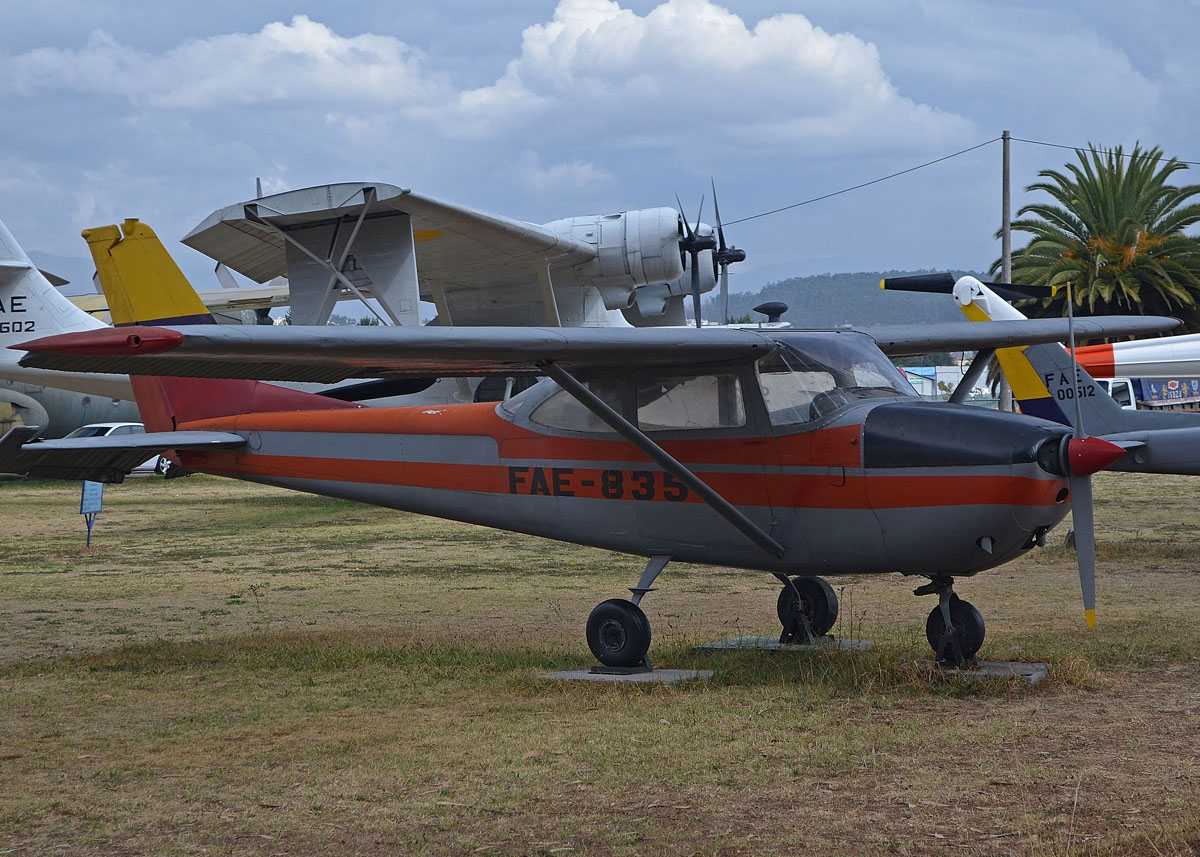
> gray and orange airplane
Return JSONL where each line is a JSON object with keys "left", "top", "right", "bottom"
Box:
{"left": 0, "top": 221, "right": 1177, "bottom": 669}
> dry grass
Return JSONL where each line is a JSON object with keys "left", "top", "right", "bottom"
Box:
{"left": 0, "top": 472, "right": 1197, "bottom": 856}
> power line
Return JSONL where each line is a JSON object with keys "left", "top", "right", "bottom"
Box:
{"left": 1009, "top": 136, "right": 1200, "bottom": 168}
{"left": 725, "top": 135, "right": 1200, "bottom": 228}
{"left": 725, "top": 137, "right": 1001, "bottom": 226}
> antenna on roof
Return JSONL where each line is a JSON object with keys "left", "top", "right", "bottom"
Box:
{"left": 255, "top": 177, "right": 263, "bottom": 199}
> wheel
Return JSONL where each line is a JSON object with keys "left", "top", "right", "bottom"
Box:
{"left": 154, "top": 456, "right": 170, "bottom": 475}
{"left": 925, "top": 596, "right": 986, "bottom": 661}
{"left": 776, "top": 575, "right": 839, "bottom": 637}
{"left": 586, "top": 599, "right": 651, "bottom": 667}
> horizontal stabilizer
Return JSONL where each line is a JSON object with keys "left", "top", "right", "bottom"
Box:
{"left": 881, "top": 273, "right": 1051, "bottom": 303}
{"left": 0, "top": 426, "right": 246, "bottom": 483}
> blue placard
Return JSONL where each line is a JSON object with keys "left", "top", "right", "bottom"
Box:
{"left": 80, "top": 480, "right": 104, "bottom": 514}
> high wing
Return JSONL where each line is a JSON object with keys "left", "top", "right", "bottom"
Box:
{"left": 0, "top": 425, "right": 245, "bottom": 482}
{"left": 181, "top": 183, "right": 600, "bottom": 326}
{"left": 184, "top": 183, "right": 595, "bottom": 285}
{"left": 14, "top": 316, "right": 1180, "bottom": 384}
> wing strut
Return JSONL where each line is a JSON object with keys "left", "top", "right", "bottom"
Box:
{"left": 534, "top": 264, "right": 561, "bottom": 327}
{"left": 948, "top": 348, "right": 995, "bottom": 405}
{"left": 242, "top": 197, "right": 392, "bottom": 326}
{"left": 541, "top": 362, "right": 785, "bottom": 558}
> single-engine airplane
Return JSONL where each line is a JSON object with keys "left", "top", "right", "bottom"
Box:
{"left": 1, "top": 222, "right": 1179, "bottom": 667}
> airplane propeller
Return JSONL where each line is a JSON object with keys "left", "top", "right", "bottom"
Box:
{"left": 675, "top": 193, "right": 717, "bottom": 329}
{"left": 710, "top": 179, "right": 746, "bottom": 326}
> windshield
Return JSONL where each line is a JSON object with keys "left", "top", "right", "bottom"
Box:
{"left": 758, "top": 332, "right": 918, "bottom": 425}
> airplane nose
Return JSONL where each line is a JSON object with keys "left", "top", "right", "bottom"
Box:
{"left": 862, "top": 401, "right": 1071, "bottom": 470}
{"left": 1033, "top": 434, "right": 1128, "bottom": 478}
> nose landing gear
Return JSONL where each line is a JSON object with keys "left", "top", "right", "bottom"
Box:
{"left": 915, "top": 577, "right": 985, "bottom": 667}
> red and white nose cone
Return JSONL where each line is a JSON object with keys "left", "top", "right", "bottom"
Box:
{"left": 1067, "top": 436, "right": 1127, "bottom": 477}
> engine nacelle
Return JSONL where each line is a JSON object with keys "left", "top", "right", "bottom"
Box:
{"left": 627, "top": 244, "right": 719, "bottom": 321}
{"left": 545, "top": 207, "right": 685, "bottom": 310}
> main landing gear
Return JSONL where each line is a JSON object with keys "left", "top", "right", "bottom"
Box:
{"left": 586, "top": 556, "right": 668, "bottom": 670}
{"left": 914, "top": 576, "right": 985, "bottom": 668}
{"left": 774, "top": 574, "right": 839, "bottom": 644}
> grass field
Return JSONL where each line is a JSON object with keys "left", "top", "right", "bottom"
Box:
{"left": 0, "top": 472, "right": 1197, "bottom": 856}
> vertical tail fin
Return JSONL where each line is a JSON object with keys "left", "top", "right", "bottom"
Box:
{"left": 0, "top": 218, "right": 106, "bottom": 364}
{"left": 950, "top": 275, "right": 1138, "bottom": 434}
{"left": 82, "top": 220, "right": 216, "bottom": 327}
{"left": 84, "top": 220, "right": 355, "bottom": 431}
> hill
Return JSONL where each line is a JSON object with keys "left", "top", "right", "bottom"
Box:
{"left": 705, "top": 270, "right": 983, "bottom": 327}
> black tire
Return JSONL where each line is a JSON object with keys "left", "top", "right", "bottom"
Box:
{"left": 586, "top": 599, "right": 651, "bottom": 667}
{"left": 925, "top": 596, "right": 986, "bottom": 660}
{"left": 776, "top": 575, "right": 839, "bottom": 637}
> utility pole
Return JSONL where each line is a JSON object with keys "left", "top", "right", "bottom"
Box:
{"left": 998, "top": 130, "right": 1014, "bottom": 412}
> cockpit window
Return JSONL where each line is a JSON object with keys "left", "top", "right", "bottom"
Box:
{"left": 528, "top": 378, "right": 623, "bottom": 433}
{"left": 758, "top": 332, "right": 918, "bottom": 425}
{"left": 635, "top": 373, "right": 745, "bottom": 431}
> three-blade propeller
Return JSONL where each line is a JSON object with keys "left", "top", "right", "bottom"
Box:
{"left": 710, "top": 179, "right": 746, "bottom": 326}
{"left": 675, "top": 183, "right": 746, "bottom": 328}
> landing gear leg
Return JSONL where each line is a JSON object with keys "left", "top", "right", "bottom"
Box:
{"left": 585, "top": 556, "right": 668, "bottom": 671}
{"left": 914, "top": 576, "right": 986, "bottom": 668}
{"left": 774, "top": 573, "right": 839, "bottom": 644}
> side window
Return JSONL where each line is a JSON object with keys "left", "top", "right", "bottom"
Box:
{"left": 129, "top": 424, "right": 146, "bottom": 434}
{"left": 635, "top": 373, "right": 745, "bottom": 431}
{"left": 109, "top": 425, "right": 133, "bottom": 436}
{"left": 1112, "top": 381, "right": 1133, "bottom": 408}
{"left": 756, "top": 353, "right": 835, "bottom": 425}
{"left": 529, "top": 379, "right": 623, "bottom": 433}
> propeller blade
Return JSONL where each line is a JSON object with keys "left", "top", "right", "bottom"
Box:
{"left": 1061, "top": 434, "right": 1123, "bottom": 628}
{"left": 694, "top": 195, "right": 705, "bottom": 238}
{"left": 710, "top": 178, "right": 727, "bottom": 251}
{"left": 675, "top": 193, "right": 694, "bottom": 240}
{"left": 690, "top": 250, "right": 702, "bottom": 329}
{"left": 720, "top": 261, "right": 729, "bottom": 326}
{"left": 1069, "top": 473, "right": 1098, "bottom": 628}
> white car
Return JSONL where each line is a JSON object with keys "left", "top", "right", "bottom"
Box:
{"left": 62, "top": 422, "right": 161, "bottom": 475}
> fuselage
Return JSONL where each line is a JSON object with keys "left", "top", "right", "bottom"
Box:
{"left": 173, "top": 332, "right": 1074, "bottom": 578}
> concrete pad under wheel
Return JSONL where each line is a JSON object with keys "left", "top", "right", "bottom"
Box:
{"left": 695, "top": 635, "right": 872, "bottom": 652}
{"left": 539, "top": 668, "right": 713, "bottom": 685}
{"left": 920, "top": 659, "right": 1048, "bottom": 684}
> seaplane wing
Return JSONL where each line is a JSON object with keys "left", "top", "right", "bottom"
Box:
{"left": 182, "top": 183, "right": 596, "bottom": 295}
{"left": 0, "top": 425, "right": 244, "bottom": 482}
{"left": 14, "top": 317, "right": 1179, "bottom": 384}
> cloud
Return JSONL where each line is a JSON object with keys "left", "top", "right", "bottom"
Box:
{"left": 421, "top": 0, "right": 973, "bottom": 151}
{"left": 4, "top": 15, "right": 449, "bottom": 110}
{"left": 4, "top": 2, "right": 971, "bottom": 157}
{"left": 517, "top": 152, "right": 613, "bottom": 191}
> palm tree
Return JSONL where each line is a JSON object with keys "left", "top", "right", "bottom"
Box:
{"left": 994, "top": 143, "right": 1200, "bottom": 330}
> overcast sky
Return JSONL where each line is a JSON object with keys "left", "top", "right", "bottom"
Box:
{"left": 3, "top": 0, "right": 1198, "bottom": 295}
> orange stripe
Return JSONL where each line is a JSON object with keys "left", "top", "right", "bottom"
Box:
{"left": 180, "top": 450, "right": 1066, "bottom": 511}
{"left": 1075, "top": 343, "right": 1115, "bottom": 379}
{"left": 181, "top": 407, "right": 864, "bottom": 468}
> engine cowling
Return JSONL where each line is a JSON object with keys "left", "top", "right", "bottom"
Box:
{"left": 545, "top": 207, "right": 685, "bottom": 310}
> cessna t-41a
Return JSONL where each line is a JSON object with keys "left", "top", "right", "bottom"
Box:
{"left": 1, "top": 222, "right": 1179, "bottom": 669}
